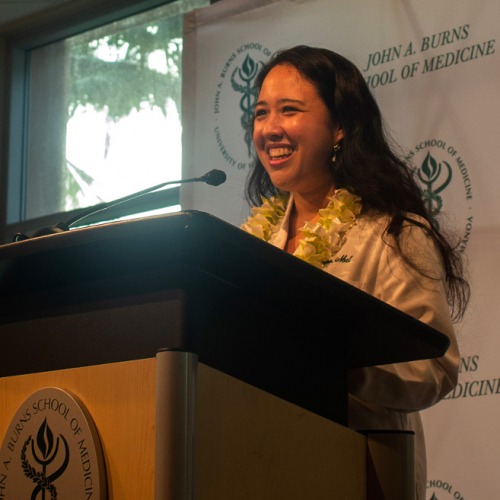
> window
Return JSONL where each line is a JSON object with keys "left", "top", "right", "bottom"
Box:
{"left": 1, "top": 0, "right": 209, "bottom": 242}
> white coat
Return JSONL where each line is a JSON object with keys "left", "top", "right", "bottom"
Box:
{"left": 260, "top": 195, "right": 459, "bottom": 500}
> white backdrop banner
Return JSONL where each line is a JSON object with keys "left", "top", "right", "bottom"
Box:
{"left": 182, "top": 0, "right": 499, "bottom": 497}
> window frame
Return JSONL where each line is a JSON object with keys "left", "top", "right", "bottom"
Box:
{"left": 0, "top": 0, "right": 201, "bottom": 243}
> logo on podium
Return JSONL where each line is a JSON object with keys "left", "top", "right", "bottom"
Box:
{"left": 0, "top": 387, "right": 107, "bottom": 498}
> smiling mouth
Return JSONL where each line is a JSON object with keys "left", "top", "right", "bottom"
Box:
{"left": 268, "top": 147, "right": 294, "bottom": 160}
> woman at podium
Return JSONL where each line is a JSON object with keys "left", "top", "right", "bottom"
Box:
{"left": 241, "top": 45, "right": 469, "bottom": 500}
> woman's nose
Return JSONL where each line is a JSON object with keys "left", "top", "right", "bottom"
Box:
{"left": 261, "top": 112, "right": 284, "bottom": 139}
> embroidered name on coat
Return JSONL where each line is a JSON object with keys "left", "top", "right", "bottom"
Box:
{"left": 334, "top": 254, "right": 353, "bottom": 263}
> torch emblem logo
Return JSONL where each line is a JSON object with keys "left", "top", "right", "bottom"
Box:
{"left": 21, "top": 418, "right": 70, "bottom": 499}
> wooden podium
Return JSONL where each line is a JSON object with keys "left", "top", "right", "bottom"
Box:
{"left": 0, "top": 211, "right": 450, "bottom": 499}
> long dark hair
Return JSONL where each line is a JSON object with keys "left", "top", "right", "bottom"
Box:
{"left": 246, "top": 45, "right": 469, "bottom": 320}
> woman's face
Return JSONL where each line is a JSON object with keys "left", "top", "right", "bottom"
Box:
{"left": 253, "top": 64, "right": 343, "bottom": 196}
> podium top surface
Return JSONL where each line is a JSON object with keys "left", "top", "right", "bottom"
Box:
{"left": 0, "top": 210, "right": 449, "bottom": 369}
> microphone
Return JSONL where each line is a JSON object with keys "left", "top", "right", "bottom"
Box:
{"left": 198, "top": 169, "right": 227, "bottom": 186}
{"left": 14, "top": 169, "right": 227, "bottom": 241}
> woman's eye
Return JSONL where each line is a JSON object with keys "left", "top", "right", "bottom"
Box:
{"left": 282, "top": 106, "right": 298, "bottom": 113}
{"left": 254, "top": 108, "right": 267, "bottom": 118}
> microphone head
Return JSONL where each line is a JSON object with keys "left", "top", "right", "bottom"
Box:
{"left": 201, "top": 169, "right": 227, "bottom": 186}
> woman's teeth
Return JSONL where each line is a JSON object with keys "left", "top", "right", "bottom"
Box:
{"left": 269, "top": 147, "right": 293, "bottom": 159}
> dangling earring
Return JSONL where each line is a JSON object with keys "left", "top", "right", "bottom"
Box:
{"left": 331, "top": 143, "right": 341, "bottom": 163}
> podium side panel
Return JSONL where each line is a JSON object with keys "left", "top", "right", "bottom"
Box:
{"left": 195, "top": 363, "right": 366, "bottom": 500}
{"left": 0, "top": 358, "right": 156, "bottom": 498}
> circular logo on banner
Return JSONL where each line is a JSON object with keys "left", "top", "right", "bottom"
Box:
{"left": 0, "top": 387, "right": 107, "bottom": 498}
{"left": 406, "top": 139, "right": 473, "bottom": 252}
{"left": 427, "top": 478, "right": 467, "bottom": 499}
{"left": 213, "top": 42, "right": 272, "bottom": 171}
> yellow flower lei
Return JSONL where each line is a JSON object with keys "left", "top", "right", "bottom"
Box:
{"left": 242, "top": 189, "right": 362, "bottom": 268}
